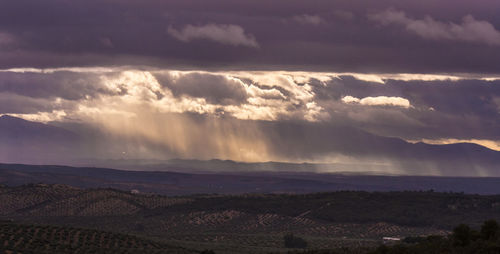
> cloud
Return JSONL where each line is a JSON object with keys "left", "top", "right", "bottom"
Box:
{"left": 0, "top": 93, "right": 68, "bottom": 115}
{"left": 0, "top": 32, "right": 16, "bottom": 48}
{"left": 292, "top": 14, "right": 324, "bottom": 25}
{"left": 1, "top": 67, "right": 500, "bottom": 175}
{"left": 369, "top": 9, "right": 500, "bottom": 46}
{"left": 409, "top": 138, "right": 500, "bottom": 152}
{"left": 2, "top": 67, "right": 500, "bottom": 143}
{"left": 7, "top": 110, "right": 68, "bottom": 123}
{"left": 341, "top": 95, "right": 360, "bottom": 104}
{"left": 342, "top": 95, "right": 411, "bottom": 108}
{"left": 99, "top": 37, "right": 114, "bottom": 48}
{"left": 154, "top": 72, "right": 248, "bottom": 105}
{"left": 333, "top": 10, "right": 354, "bottom": 21}
{"left": 0, "top": 71, "right": 113, "bottom": 100}
{"left": 0, "top": 69, "right": 328, "bottom": 123}
{"left": 167, "top": 24, "right": 259, "bottom": 48}
{"left": 313, "top": 76, "right": 500, "bottom": 141}
{"left": 2, "top": 1, "right": 500, "bottom": 73}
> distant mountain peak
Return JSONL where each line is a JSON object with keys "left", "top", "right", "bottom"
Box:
{"left": 0, "top": 114, "right": 51, "bottom": 129}
{"left": 0, "top": 114, "right": 23, "bottom": 121}
{"left": 0, "top": 114, "right": 79, "bottom": 143}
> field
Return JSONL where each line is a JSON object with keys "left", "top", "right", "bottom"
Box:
{"left": 0, "top": 222, "right": 194, "bottom": 254}
{"left": 3, "top": 184, "right": 500, "bottom": 253}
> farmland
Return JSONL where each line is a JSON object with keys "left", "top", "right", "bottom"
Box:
{"left": 0, "top": 222, "right": 194, "bottom": 254}
{"left": 2, "top": 184, "right": 500, "bottom": 253}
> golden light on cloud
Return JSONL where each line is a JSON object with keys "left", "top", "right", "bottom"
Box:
{"left": 7, "top": 110, "right": 67, "bottom": 123}
{"left": 0, "top": 68, "right": 328, "bottom": 162}
{"left": 2, "top": 67, "right": 499, "bottom": 166}
{"left": 2, "top": 68, "right": 330, "bottom": 124}
{"left": 3, "top": 67, "right": 495, "bottom": 129}
{"left": 342, "top": 95, "right": 411, "bottom": 108}
{"left": 410, "top": 139, "right": 500, "bottom": 152}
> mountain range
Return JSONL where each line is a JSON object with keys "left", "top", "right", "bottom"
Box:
{"left": 0, "top": 115, "right": 499, "bottom": 176}
{"left": 2, "top": 163, "right": 500, "bottom": 195}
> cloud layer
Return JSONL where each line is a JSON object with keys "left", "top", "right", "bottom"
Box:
{"left": 168, "top": 24, "right": 259, "bottom": 48}
{"left": 0, "top": 0, "right": 500, "bottom": 72}
{"left": 1, "top": 68, "right": 499, "bottom": 141}
{"left": 292, "top": 15, "right": 324, "bottom": 25}
{"left": 1, "top": 67, "right": 499, "bottom": 175}
{"left": 369, "top": 9, "right": 500, "bottom": 45}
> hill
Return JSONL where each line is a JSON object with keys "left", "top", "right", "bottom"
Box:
{"left": 0, "top": 221, "right": 194, "bottom": 254}
{"left": 3, "top": 184, "right": 500, "bottom": 253}
{"left": 0, "top": 115, "right": 81, "bottom": 165}
{"left": 3, "top": 163, "right": 500, "bottom": 195}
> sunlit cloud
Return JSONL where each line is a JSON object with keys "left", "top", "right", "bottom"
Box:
{"left": 0, "top": 66, "right": 499, "bottom": 175}
{"left": 409, "top": 139, "right": 500, "bottom": 152}
{"left": 2, "top": 67, "right": 499, "bottom": 144}
{"left": 342, "top": 95, "right": 411, "bottom": 108}
{"left": 3, "top": 67, "right": 499, "bottom": 128}
{"left": 0, "top": 68, "right": 333, "bottom": 123}
{"left": 5, "top": 110, "right": 67, "bottom": 123}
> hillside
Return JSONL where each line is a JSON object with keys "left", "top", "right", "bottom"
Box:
{"left": 2, "top": 184, "right": 500, "bottom": 253}
{"left": 0, "top": 115, "right": 81, "bottom": 165}
{"left": 0, "top": 222, "right": 194, "bottom": 254}
{"left": 0, "top": 184, "right": 190, "bottom": 217}
{"left": 3, "top": 163, "right": 500, "bottom": 195}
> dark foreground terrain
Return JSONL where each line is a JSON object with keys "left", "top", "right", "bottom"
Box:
{"left": 2, "top": 183, "right": 500, "bottom": 253}
{"left": 2, "top": 221, "right": 500, "bottom": 254}
{"left": 0, "top": 222, "right": 193, "bottom": 254}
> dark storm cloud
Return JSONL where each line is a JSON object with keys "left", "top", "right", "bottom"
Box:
{"left": 368, "top": 9, "right": 500, "bottom": 46}
{"left": 313, "top": 77, "right": 500, "bottom": 116}
{"left": 310, "top": 77, "right": 500, "bottom": 140}
{"left": 0, "top": 71, "right": 113, "bottom": 100}
{"left": 167, "top": 24, "right": 259, "bottom": 48}
{"left": 0, "top": 93, "right": 59, "bottom": 114}
{"left": 387, "top": 79, "right": 500, "bottom": 116}
{"left": 1, "top": 0, "right": 500, "bottom": 73}
{"left": 290, "top": 15, "right": 325, "bottom": 26}
{"left": 154, "top": 72, "right": 249, "bottom": 105}
{"left": 0, "top": 32, "right": 16, "bottom": 47}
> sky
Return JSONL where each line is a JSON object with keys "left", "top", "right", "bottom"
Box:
{"left": 0, "top": 0, "right": 500, "bottom": 175}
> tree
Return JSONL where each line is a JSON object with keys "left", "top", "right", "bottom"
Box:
{"left": 481, "top": 219, "right": 500, "bottom": 241}
{"left": 452, "top": 224, "right": 475, "bottom": 246}
{"left": 200, "top": 250, "right": 215, "bottom": 254}
{"left": 372, "top": 245, "right": 389, "bottom": 254}
{"left": 284, "top": 233, "right": 308, "bottom": 249}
